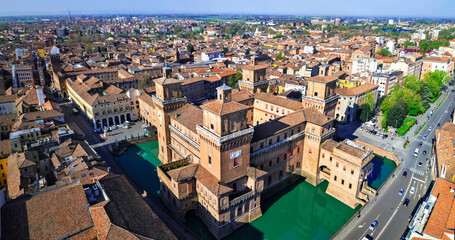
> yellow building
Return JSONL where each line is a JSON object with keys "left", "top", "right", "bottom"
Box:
{"left": 0, "top": 140, "right": 12, "bottom": 188}
{"left": 337, "top": 78, "right": 361, "bottom": 89}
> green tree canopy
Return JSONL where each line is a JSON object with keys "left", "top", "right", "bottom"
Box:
{"left": 365, "top": 90, "right": 375, "bottom": 108}
{"left": 387, "top": 104, "right": 406, "bottom": 128}
{"left": 404, "top": 75, "right": 422, "bottom": 93}
{"left": 186, "top": 43, "right": 194, "bottom": 53}
{"left": 403, "top": 41, "right": 416, "bottom": 49}
{"left": 422, "top": 70, "right": 450, "bottom": 97}
{"left": 276, "top": 52, "right": 285, "bottom": 61}
{"left": 359, "top": 103, "right": 372, "bottom": 123}
{"left": 377, "top": 48, "right": 392, "bottom": 57}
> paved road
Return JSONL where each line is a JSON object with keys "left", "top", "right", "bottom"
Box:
{"left": 335, "top": 89, "right": 455, "bottom": 240}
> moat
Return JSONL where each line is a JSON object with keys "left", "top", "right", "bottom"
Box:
{"left": 117, "top": 141, "right": 394, "bottom": 240}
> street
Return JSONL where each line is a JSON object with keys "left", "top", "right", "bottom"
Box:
{"left": 334, "top": 89, "right": 455, "bottom": 240}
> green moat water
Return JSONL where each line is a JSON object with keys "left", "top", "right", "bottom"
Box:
{"left": 368, "top": 154, "right": 397, "bottom": 190}
{"left": 117, "top": 141, "right": 378, "bottom": 240}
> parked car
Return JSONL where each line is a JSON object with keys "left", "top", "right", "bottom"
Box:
{"left": 403, "top": 198, "right": 410, "bottom": 207}
{"left": 428, "top": 126, "right": 432, "bottom": 131}
{"left": 423, "top": 134, "right": 427, "bottom": 140}
{"left": 369, "top": 220, "right": 378, "bottom": 230}
{"left": 122, "top": 124, "right": 130, "bottom": 129}
{"left": 410, "top": 186, "right": 415, "bottom": 194}
{"left": 418, "top": 161, "right": 423, "bottom": 167}
{"left": 399, "top": 188, "right": 404, "bottom": 196}
{"left": 402, "top": 171, "right": 407, "bottom": 178}
{"left": 418, "top": 141, "right": 423, "bottom": 147}
{"left": 437, "top": 123, "right": 441, "bottom": 127}
{"left": 423, "top": 150, "right": 427, "bottom": 155}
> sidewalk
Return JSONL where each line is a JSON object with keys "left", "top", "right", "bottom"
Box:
{"left": 402, "top": 89, "right": 449, "bottom": 142}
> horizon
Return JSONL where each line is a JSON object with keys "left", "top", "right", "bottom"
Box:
{"left": 0, "top": 0, "right": 454, "bottom": 18}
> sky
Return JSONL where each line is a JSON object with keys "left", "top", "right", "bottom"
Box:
{"left": 0, "top": 0, "right": 454, "bottom": 18}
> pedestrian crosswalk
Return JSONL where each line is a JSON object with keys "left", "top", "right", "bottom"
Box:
{"left": 423, "top": 142, "right": 432, "bottom": 147}
{"left": 410, "top": 167, "right": 425, "bottom": 176}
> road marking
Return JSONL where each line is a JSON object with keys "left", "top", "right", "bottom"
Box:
{"left": 410, "top": 167, "right": 424, "bottom": 176}
{"left": 371, "top": 229, "right": 376, "bottom": 236}
{"left": 411, "top": 177, "right": 425, "bottom": 183}
{"left": 358, "top": 223, "right": 366, "bottom": 228}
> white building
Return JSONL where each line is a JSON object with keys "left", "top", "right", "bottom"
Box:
{"left": 351, "top": 57, "right": 378, "bottom": 74}
{"left": 303, "top": 45, "right": 315, "bottom": 54}
{"left": 385, "top": 41, "right": 395, "bottom": 55}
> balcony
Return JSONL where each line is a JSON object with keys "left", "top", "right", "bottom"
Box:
{"left": 196, "top": 125, "right": 254, "bottom": 146}
{"left": 152, "top": 95, "right": 186, "bottom": 107}
{"left": 169, "top": 125, "right": 200, "bottom": 150}
{"left": 239, "top": 79, "right": 269, "bottom": 87}
{"left": 302, "top": 94, "right": 339, "bottom": 104}
{"left": 229, "top": 187, "right": 254, "bottom": 207}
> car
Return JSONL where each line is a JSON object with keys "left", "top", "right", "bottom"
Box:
{"left": 437, "top": 123, "right": 441, "bottom": 127}
{"left": 369, "top": 220, "right": 378, "bottom": 230}
{"left": 428, "top": 126, "right": 432, "bottom": 131}
{"left": 410, "top": 186, "right": 415, "bottom": 194}
{"left": 418, "top": 161, "right": 423, "bottom": 167}
{"left": 122, "top": 124, "right": 130, "bottom": 129}
{"left": 402, "top": 171, "right": 408, "bottom": 178}
{"left": 399, "top": 188, "right": 404, "bottom": 196}
{"left": 423, "top": 134, "right": 427, "bottom": 140}
{"left": 403, "top": 198, "right": 410, "bottom": 207}
{"left": 423, "top": 150, "right": 427, "bottom": 155}
{"left": 362, "top": 235, "right": 374, "bottom": 240}
{"left": 418, "top": 141, "right": 423, "bottom": 147}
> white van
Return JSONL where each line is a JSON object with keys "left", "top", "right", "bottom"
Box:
{"left": 414, "top": 148, "right": 419, "bottom": 157}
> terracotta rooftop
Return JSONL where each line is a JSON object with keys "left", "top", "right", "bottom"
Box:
{"left": 201, "top": 99, "right": 249, "bottom": 116}
{"left": 254, "top": 92, "right": 302, "bottom": 110}
{"left": 1, "top": 182, "right": 96, "bottom": 240}
{"left": 423, "top": 178, "right": 455, "bottom": 239}
{"left": 335, "top": 83, "right": 379, "bottom": 96}
{"left": 90, "top": 174, "right": 178, "bottom": 240}
{"left": 171, "top": 104, "right": 203, "bottom": 133}
{"left": 308, "top": 71, "right": 345, "bottom": 83}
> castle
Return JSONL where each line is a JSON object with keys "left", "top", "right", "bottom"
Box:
{"left": 139, "top": 59, "right": 377, "bottom": 239}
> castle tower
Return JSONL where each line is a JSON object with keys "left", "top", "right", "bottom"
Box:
{"left": 153, "top": 67, "right": 186, "bottom": 163}
{"left": 198, "top": 84, "right": 254, "bottom": 185}
{"left": 238, "top": 56, "right": 269, "bottom": 93}
{"left": 302, "top": 72, "right": 345, "bottom": 118}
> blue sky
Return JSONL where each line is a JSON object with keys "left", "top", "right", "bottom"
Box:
{"left": 0, "top": 0, "right": 454, "bottom": 18}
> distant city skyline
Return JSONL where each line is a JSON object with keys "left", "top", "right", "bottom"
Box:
{"left": 0, "top": 0, "right": 454, "bottom": 18}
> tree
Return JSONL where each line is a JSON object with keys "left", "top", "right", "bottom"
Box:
{"left": 422, "top": 86, "right": 431, "bottom": 109}
{"left": 397, "top": 98, "right": 408, "bottom": 115}
{"left": 377, "top": 48, "right": 392, "bottom": 57}
{"left": 276, "top": 52, "right": 285, "bottom": 61}
{"left": 222, "top": 47, "right": 228, "bottom": 54}
{"left": 365, "top": 90, "right": 375, "bottom": 108}
{"left": 84, "top": 43, "right": 95, "bottom": 53}
{"left": 359, "top": 103, "right": 372, "bottom": 122}
{"left": 422, "top": 70, "right": 449, "bottom": 97}
{"left": 404, "top": 75, "right": 422, "bottom": 93}
{"left": 403, "top": 41, "right": 416, "bottom": 49}
{"left": 387, "top": 104, "right": 406, "bottom": 128}
{"left": 242, "top": 34, "right": 250, "bottom": 39}
{"left": 186, "top": 44, "right": 194, "bottom": 53}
